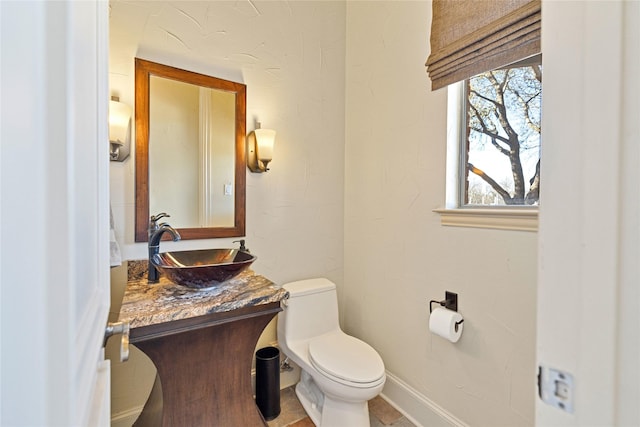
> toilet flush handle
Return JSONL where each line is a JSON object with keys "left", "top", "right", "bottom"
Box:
{"left": 104, "top": 321, "right": 130, "bottom": 362}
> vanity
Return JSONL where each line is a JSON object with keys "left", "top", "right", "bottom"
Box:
{"left": 120, "top": 56, "right": 282, "bottom": 425}
{"left": 118, "top": 263, "right": 288, "bottom": 426}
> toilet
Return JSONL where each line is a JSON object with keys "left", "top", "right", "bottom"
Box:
{"left": 277, "top": 278, "right": 386, "bottom": 427}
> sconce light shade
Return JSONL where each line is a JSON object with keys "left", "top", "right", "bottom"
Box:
{"left": 109, "top": 99, "right": 132, "bottom": 161}
{"left": 247, "top": 124, "right": 276, "bottom": 173}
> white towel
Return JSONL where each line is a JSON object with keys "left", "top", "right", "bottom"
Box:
{"left": 110, "top": 205, "right": 122, "bottom": 267}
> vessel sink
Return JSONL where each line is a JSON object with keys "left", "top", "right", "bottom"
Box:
{"left": 151, "top": 249, "right": 257, "bottom": 289}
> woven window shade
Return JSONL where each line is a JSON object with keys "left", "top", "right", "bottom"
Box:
{"left": 426, "top": 0, "right": 541, "bottom": 90}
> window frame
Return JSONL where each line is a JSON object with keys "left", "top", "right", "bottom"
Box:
{"left": 434, "top": 78, "right": 539, "bottom": 232}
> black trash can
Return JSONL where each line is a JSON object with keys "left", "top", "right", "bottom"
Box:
{"left": 255, "top": 346, "right": 281, "bottom": 421}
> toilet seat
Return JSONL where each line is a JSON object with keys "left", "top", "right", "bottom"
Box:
{"left": 309, "top": 333, "right": 385, "bottom": 387}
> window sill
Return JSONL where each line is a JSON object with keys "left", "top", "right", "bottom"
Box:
{"left": 433, "top": 208, "right": 538, "bottom": 232}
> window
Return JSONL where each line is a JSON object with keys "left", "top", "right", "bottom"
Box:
{"left": 463, "top": 56, "right": 542, "bottom": 207}
{"left": 435, "top": 56, "right": 541, "bottom": 231}
{"left": 426, "top": 0, "right": 542, "bottom": 230}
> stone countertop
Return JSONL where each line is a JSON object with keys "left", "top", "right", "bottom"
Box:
{"left": 118, "top": 266, "right": 288, "bottom": 329}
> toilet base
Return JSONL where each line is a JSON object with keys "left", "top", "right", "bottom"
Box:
{"left": 295, "top": 381, "right": 322, "bottom": 426}
{"left": 294, "top": 372, "right": 371, "bottom": 427}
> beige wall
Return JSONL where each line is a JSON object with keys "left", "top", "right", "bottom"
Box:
{"left": 110, "top": 1, "right": 539, "bottom": 426}
{"left": 109, "top": 1, "right": 346, "bottom": 281}
{"left": 344, "top": 2, "right": 537, "bottom": 426}
{"left": 108, "top": 1, "right": 346, "bottom": 424}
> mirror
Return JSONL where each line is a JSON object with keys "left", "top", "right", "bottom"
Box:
{"left": 135, "top": 58, "right": 246, "bottom": 242}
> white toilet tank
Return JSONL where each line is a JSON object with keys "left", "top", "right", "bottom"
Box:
{"left": 279, "top": 278, "right": 341, "bottom": 343}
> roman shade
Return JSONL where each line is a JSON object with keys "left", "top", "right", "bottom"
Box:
{"left": 426, "top": 0, "right": 541, "bottom": 90}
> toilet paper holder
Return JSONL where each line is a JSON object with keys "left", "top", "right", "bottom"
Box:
{"left": 429, "top": 291, "right": 464, "bottom": 331}
{"left": 429, "top": 291, "right": 458, "bottom": 313}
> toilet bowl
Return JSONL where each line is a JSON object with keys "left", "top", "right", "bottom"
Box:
{"left": 278, "top": 278, "right": 386, "bottom": 427}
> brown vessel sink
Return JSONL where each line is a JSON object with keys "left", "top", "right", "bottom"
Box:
{"left": 151, "top": 249, "right": 257, "bottom": 289}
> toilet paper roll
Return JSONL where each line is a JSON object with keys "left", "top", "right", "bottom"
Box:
{"left": 429, "top": 307, "right": 463, "bottom": 343}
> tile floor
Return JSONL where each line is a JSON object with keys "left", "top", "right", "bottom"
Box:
{"left": 266, "top": 386, "right": 416, "bottom": 427}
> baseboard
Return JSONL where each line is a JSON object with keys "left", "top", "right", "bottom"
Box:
{"left": 380, "top": 371, "right": 469, "bottom": 427}
{"left": 111, "top": 405, "right": 144, "bottom": 427}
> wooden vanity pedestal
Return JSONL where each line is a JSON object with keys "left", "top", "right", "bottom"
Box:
{"left": 131, "top": 303, "right": 280, "bottom": 426}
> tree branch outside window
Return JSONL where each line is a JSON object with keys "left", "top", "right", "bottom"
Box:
{"left": 464, "top": 59, "right": 542, "bottom": 206}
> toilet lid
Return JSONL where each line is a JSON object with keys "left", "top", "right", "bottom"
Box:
{"left": 308, "top": 333, "right": 385, "bottom": 384}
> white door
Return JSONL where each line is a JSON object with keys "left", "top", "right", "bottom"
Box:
{"left": 1, "top": 1, "right": 111, "bottom": 425}
{"left": 537, "top": 1, "right": 640, "bottom": 426}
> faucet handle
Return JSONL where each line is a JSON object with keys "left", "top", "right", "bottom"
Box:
{"left": 150, "top": 212, "right": 170, "bottom": 222}
{"left": 149, "top": 212, "right": 170, "bottom": 236}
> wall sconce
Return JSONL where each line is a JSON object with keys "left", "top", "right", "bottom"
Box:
{"left": 109, "top": 97, "right": 132, "bottom": 162}
{"left": 247, "top": 122, "right": 276, "bottom": 173}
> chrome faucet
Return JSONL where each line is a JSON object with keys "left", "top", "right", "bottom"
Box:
{"left": 148, "top": 214, "right": 181, "bottom": 283}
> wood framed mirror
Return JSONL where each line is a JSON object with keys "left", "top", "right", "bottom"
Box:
{"left": 135, "top": 58, "right": 246, "bottom": 242}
